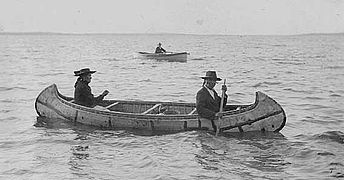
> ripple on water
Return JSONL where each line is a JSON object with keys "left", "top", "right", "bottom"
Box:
{"left": 190, "top": 57, "right": 205, "bottom": 61}
{"left": 0, "top": 110, "right": 12, "bottom": 114}
{"left": 252, "top": 81, "right": 282, "bottom": 88}
{"left": 276, "top": 61, "right": 306, "bottom": 65}
{"left": 329, "top": 93, "right": 342, "bottom": 97}
{"left": 34, "top": 72, "right": 66, "bottom": 77}
{"left": 283, "top": 87, "right": 310, "bottom": 94}
{"left": 312, "top": 131, "right": 344, "bottom": 144}
{"left": 324, "top": 65, "right": 344, "bottom": 70}
{"left": 0, "top": 86, "right": 27, "bottom": 91}
{"left": 328, "top": 162, "right": 344, "bottom": 178}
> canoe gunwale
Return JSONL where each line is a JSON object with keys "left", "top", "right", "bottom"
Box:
{"left": 138, "top": 52, "right": 188, "bottom": 57}
{"left": 52, "top": 84, "right": 199, "bottom": 120}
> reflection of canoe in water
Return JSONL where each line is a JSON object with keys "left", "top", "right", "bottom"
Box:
{"left": 35, "top": 84, "right": 286, "bottom": 133}
{"left": 138, "top": 52, "right": 188, "bottom": 62}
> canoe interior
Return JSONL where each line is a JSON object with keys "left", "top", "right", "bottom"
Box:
{"left": 57, "top": 90, "right": 250, "bottom": 115}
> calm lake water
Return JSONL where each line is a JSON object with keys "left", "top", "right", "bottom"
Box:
{"left": 0, "top": 33, "right": 343, "bottom": 179}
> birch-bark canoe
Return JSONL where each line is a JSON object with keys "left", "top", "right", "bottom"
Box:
{"left": 35, "top": 84, "right": 286, "bottom": 133}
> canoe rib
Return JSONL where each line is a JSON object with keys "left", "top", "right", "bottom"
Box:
{"left": 188, "top": 108, "right": 197, "bottom": 115}
{"left": 105, "top": 102, "right": 119, "bottom": 109}
{"left": 35, "top": 84, "right": 286, "bottom": 133}
{"left": 142, "top": 103, "right": 162, "bottom": 114}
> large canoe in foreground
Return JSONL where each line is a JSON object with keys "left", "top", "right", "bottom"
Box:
{"left": 138, "top": 52, "right": 188, "bottom": 62}
{"left": 35, "top": 84, "right": 286, "bottom": 133}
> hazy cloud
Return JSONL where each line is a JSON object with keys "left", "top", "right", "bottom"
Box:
{"left": 0, "top": 0, "right": 343, "bottom": 35}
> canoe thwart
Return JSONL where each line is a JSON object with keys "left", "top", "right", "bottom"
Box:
{"left": 142, "top": 103, "right": 162, "bottom": 114}
{"left": 188, "top": 108, "right": 197, "bottom": 115}
{"left": 105, "top": 102, "right": 119, "bottom": 109}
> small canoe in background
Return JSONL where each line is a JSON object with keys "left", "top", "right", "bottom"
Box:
{"left": 138, "top": 52, "right": 188, "bottom": 62}
{"left": 35, "top": 84, "right": 286, "bottom": 134}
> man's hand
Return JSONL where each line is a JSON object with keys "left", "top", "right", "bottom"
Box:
{"left": 216, "top": 112, "right": 224, "bottom": 119}
{"left": 221, "top": 84, "right": 227, "bottom": 92}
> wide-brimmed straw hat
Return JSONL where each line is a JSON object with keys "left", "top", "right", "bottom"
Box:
{"left": 74, "top": 68, "right": 96, "bottom": 76}
{"left": 201, "top": 71, "right": 222, "bottom": 81}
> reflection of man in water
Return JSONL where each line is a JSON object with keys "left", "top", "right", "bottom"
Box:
{"left": 155, "top": 42, "right": 166, "bottom": 53}
{"left": 196, "top": 71, "right": 227, "bottom": 120}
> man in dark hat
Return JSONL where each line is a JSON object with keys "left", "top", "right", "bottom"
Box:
{"left": 196, "top": 71, "right": 227, "bottom": 121}
{"left": 73, "top": 68, "right": 109, "bottom": 107}
{"left": 155, "top": 42, "right": 167, "bottom": 53}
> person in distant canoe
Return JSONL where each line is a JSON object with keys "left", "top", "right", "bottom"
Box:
{"left": 196, "top": 71, "right": 227, "bottom": 121}
{"left": 73, "top": 68, "right": 109, "bottom": 107}
{"left": 155, "top": 42, "right": 167, "bottom": 53}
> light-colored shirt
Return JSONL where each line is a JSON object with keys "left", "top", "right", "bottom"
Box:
{"left": 204, "top": 85, "right": 215, "bottom": 99}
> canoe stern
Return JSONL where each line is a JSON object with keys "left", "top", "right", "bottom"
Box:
{"left": 220, "top": 91, "right": 286, "bottom": 133}
{"left": 35, "top": 84, "right": 76, "bottom": 121}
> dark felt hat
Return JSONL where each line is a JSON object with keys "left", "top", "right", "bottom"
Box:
{"left": 74, "top": 68, "right": 96, "bottom": 76}
{"left": 201, "top": 71, "right": 222, "bottom": 81}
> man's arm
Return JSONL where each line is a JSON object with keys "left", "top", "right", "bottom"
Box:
{"left": 94, "top": 90, "right": 109, "bottom": 104}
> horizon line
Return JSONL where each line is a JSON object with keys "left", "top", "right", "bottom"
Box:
{"left": 0, "top": 31, "right": 343, "bottom": 36}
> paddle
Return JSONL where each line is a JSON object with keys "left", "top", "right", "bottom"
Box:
{"left": 216, "top": 79, "right": 226, "bottom": 136}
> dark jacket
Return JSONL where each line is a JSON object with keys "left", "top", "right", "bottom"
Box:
{"left": 196, "top": 87, "right": 227, "bottom": 120}
{"left": 74, "top": 79, "right": 105, "bottom": 107}
{"left": 155, "top": 47, "right": 166, "bottom": 53}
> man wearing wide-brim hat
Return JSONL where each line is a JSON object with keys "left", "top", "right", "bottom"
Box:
{"left": 196, "top": 71, "right": 227, "bottom": 123}
{"left": 73, "top": 68, "right": 109, "bottom": 107}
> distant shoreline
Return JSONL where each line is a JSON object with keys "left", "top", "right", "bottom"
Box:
{"left": 0, "top": 31, "right": 343, "bottom": 36}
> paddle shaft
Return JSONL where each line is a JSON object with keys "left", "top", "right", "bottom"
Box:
{"left": 216, "top": 79, "right": 226, "bottom": 136}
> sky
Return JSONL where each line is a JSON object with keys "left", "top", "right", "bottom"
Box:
{"left": 0, "top": 0, "right": 343, "bottom": 35}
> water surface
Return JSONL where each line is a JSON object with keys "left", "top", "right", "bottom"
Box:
{"left": 0, "top": 33, "right": 343, "bottom": 179}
